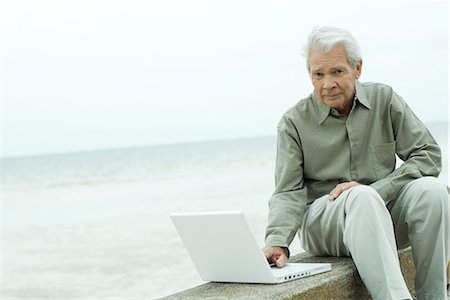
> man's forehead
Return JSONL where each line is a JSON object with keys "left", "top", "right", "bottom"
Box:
{"left": 308, "top": 45, "right": 350, "bottom": 65}
{"left": 309, "top": 62, "right": 351, "bottom": 73}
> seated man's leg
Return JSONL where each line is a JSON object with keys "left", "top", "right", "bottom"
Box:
{"left": 387, "top": 177, "right": 449, "bottom": 300}
{"left": 300, "top": 185, "right": 411, "bottom": 300}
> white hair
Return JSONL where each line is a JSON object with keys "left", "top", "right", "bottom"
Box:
{"left": 303, "top": 26, "right": 362, "bottom": 71}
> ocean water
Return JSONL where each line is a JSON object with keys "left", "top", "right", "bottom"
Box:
{"left": 2, "top": 122, "right": 448, "bottom": 299}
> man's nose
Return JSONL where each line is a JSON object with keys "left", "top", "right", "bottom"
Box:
{"left": 323, "top": 75, "right": 336, "bottom": 89}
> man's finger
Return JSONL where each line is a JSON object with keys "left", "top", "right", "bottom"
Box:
{"left": 328, "top": 191, "right": 338, "bottom": 200}
{"left": 329, "top": 185, "right": 342, "bottom": 200}
{"left": 275, "top": 253, "right": 287, "bottom": 268}
{"left": 263, "top": 247, "right": 288, "bottom": 268}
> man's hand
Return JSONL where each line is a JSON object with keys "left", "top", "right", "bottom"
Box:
{"left": 263, "top": 246, "right": 288, "bottom": 268}
{"left": 329, "top": 181, "right": 362, "bottom": 200}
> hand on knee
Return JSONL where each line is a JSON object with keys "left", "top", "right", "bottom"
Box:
{"left": 328, "top": 181, "right": 363, "bottom": 200}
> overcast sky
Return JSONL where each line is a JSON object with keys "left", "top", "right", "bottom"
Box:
{"left": 1, "top": 0, "right": 448, "bottom": 158}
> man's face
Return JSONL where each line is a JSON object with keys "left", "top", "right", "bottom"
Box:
{"left": 308, "top": 44, "right": 362, "bottom": 115}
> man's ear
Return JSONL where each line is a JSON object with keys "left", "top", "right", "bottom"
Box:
{"left": 355, "top": 59, "right": 363, "bottom": 79}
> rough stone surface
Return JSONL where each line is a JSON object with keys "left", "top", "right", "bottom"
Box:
{"left": 160, "top": 247, "right": 415, "bottom": 300}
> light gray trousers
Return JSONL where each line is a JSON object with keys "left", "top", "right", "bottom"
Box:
{"left": 299, "top": 177, "right": 449, "bottom": 300}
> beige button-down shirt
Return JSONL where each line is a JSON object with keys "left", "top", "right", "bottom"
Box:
{"left": 265, "top": 81, "right": 442, "bottom": 248}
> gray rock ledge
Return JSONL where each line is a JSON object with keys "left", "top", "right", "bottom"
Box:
{"left": 160, "top": 247, "right": 415, "bottom": 300}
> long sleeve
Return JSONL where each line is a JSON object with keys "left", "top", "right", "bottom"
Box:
{"left": 265, "top": 116, "right": 308, "bottom": 248}
{"left": 369, "top": 91, "right": 442, "bottom": 203}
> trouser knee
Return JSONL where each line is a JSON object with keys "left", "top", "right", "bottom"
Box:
{"left": 404, "top": 177, "right": 448, "bottom": 216}
{"left": 344, "top": 185, "right": 385, "bottom": 212}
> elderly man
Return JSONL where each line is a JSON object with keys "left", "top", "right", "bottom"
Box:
{"left": 263, "top": 26, "right": 449, "bottom": 300}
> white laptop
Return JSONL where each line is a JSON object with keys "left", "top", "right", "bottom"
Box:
{"left": 170, "top": 211, "right": 331, "bottom": 284}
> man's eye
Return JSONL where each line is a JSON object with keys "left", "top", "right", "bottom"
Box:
{"left": 335, "top": 70, "right": 343, "bottom": 74}
{"left": 314, "top": 73, "right": 323, "bottom": 77}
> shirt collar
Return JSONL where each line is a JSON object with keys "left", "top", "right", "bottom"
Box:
{"left": 355, "top": 80, "right": 371, "bottom": 110}
{"left": 314, "top": 93, "right": 332, "bottom": 125}
{"left": 315, "top": 80, "right": 371, "bottom": 125}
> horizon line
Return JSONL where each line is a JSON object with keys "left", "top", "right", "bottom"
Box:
{"left": 2, "top": 120, "right": 448, "bottom": 160}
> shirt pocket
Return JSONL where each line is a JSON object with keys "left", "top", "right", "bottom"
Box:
{"left": 370, "top": 142, "right": 396, "bottom": 180}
